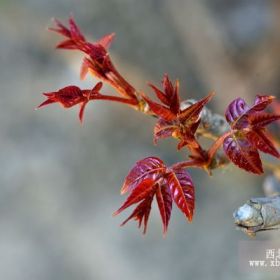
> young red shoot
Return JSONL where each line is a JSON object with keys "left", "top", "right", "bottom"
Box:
{"left": 39, "top": 16, "right": 280, "bottom": 236}
{"left": 37, "top": 82, "right": 138, "bottom": 123}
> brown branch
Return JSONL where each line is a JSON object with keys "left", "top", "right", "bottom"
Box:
{"left": 233, "top": 174, "right": 280, "bottom": 237}
{"left": 233, "top": 196, "right": 280, "bottom": 237}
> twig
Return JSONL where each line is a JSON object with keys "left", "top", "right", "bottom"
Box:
{"left": 233, "top": 196, "right": 280, "bottom": 237}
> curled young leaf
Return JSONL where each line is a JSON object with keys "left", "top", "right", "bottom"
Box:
{"left": 223, "top": 95, "right": 280, "bottom": 173}
{"left": 225, "top": 95, "right": 277, "bottom": 129}
{"left": 225, "top": 98, "right": 249, "bottom": 124}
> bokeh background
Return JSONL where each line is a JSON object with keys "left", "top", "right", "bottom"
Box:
{"left": 1, "top": 0, "right": 280, "bottom": 279}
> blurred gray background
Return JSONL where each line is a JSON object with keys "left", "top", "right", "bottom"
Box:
{"left": 1, "top": 0, "right": 280, "bottom": 279}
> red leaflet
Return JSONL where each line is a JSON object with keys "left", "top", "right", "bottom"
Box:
{"left": 38, "top": 85, "right": 94, "bottom": 123}
{"left": 223, "top": 136, "right": 263, "bottom": 174}
{"left": 178, "top": 93, "right": 214, "bottom": 123}
{"left": 37, "top": 82, "right": 138, "bottom": 123}
{"left": 120, "top": 191, "right": 155, "bottom": 234}
{"left": 148, "top": 75, "right": 180, "bottom": 115}
{"left": 49, "top": 17, "right": 138, "bottom": 101}
{"left": 155, "top": 185, "right": 172, "bottom": 234}
{"left": 246, "top": 129, "right": 279, "bottom": 158}
{"left": 167, "top": 169, "right": 195, "bottom": 221}
{"left": 223, "top": 95, "right": 280, "bottom": 174}
{"left": 249, "top": 113, "right": 280, "bottom": 128}
{"left": 249, "top": 95, "right": 275, "bottom": 113}
{"left": 114, "top": 178, "right": 156, "bottom": 215}
{"left": 38, "top": 85, "right": 86, "bottom": 109}
{"left": 114, "top": 156, "right": 195, "bottom": 234}
{"left": 153, "top": 119, "right": 177, "bottom": 144}
{"left": 120, "top": 157, "right": 166, "bottom": 194}
{"left": 141, "top": 94, "right": 176, "bottom": 121}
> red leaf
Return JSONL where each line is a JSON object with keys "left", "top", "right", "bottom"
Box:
{"left": 249, "top": 95, "right": 275, "bottom": 113}
{"left": 148, "top": 75, "right": 180, "bottom": 115}
{"left": 162, "top": 74, "right": 174, "bottom": 99}
{"left": 176, "top": 133, "right": 198, "bottom": 151}
{"left": 120, "top": 190, "right": 155, "bottom": 234}
{"left": 113, "top": 178, "right": 156, "bottom": 216}
{"left": 69, "top": 16, "right": 85, "bottom": 41}
{"left": 121, "top": 157, "right": 166, "bottom": 194}
{"left": 179, "top": 92, "right": 214, "bottom": 122}
{"left": 148, "top": 84, "right": 169, "bottom": 106}
{"left": 97, "top": 33, "right": 115, "bottom": 49}
{"left": 156, "top": 185, "right": 172, "bottom": 234}
{"left": 246, "top": 129, "right": 280, "bottom": 158}
{"left": 39, "top": 86, "right": 84, "bottom": 108}
{"left": 177, "top": 137, "right": 198, "bottom": 151}
{"left": 249, "top": 113, "right": 280, "bottom": 128}
{"left": 176, "top": 121, "right": 201, "bottom": 151}
{"left": 173, "top": 79, "right": 180, "bottom": 114}
{"left": 223, "top": 135, "right": 263, "bottom": 174}
{"left": 162, "top": 75, "right": 180, "bottom": 114}
{"left": 88, "top": 44, "right": 108, "bottom": 64}
{"left": 56, "top": 39, "right": 77, "bottom": 50}
{"left": 153, "top": 118, "right": 176, "bottom": 144}
{"left": 49, "top": 19, "right": 71, "bottom": 37}
{"left": 141, "top": 94, "right": 176, "bottom": 121}
{"left": 50, "top": 17, "right": 111, "bottom": 57}
{"left": 50, "top": 17, "right": 91, "bottom": 54}
{"left": 167, "top": 169, "right": 195, "bottom": 221}
{"left": 80, "top": 57, "right": 106, "bottom": 80}
{"left": 37, "top": 98, "right": 56, "bottom": 108}
{"left": 37, "top": 83, "right": 109, "bottom": 122}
